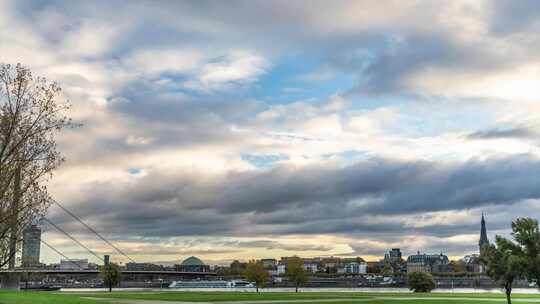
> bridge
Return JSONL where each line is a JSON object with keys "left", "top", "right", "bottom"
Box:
{"left": 0, "top": 201, "right": 216, "bottom": 290}
{"left": 0, "top": 269, "right": 217, "bottom": 289}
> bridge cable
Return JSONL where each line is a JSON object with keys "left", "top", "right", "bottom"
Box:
{"left": 42, "top": 217, "right": 104, "bottom": 263}
{"left": 52, "top": 201, "right": 136, "bottom": 263}
{"left": 40, "top": 239, "right": 83, "bottom": 270}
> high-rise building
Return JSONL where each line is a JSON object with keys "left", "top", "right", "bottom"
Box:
{"left": 21, "top": 225, "right": 41, "bottom": 268}
{"left": 384, "top": 248, "right": 402, "bottom": 264}
{"left": 479, "top": 213, "right": 489, "bottom": 255}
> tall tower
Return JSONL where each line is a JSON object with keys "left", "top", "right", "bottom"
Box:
{"left": 21, "top": 225, "right": 41, "bottom": 268}
{"left": 479, "top": 213, "right": 489, "bottom": 255}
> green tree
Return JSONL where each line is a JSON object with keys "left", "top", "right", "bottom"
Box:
{"left": 449, "top": 260, "right": 467, "bottom": 273}
{"left": 481, "top": 236, "right": 525, "bottom": 304}
{"left": 101, "top": 263, "right": 122, "bottom": 292}
{"left": 244, "top": 260, "right": 269, "bottom": 292}
{"left": 511, "top": 218, "right": 540, "bottom": 287}
{"left": 285, "top": 256, "right": 308, "bottom": 293}
{"left": 408, "top": 272, "right": 436, "bottom": 292}
{"left": 381, "top": 262, "right": 393, "bottom": 277}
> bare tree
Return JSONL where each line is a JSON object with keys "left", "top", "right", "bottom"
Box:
{"left": 0, "top": 63, "right": 76, "bottom": 268}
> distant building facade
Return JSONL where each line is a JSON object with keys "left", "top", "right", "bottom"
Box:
{"left": 260, "top": 259, "right": 277, "bottom": 268}
{"left": 60, "top": 259, "right": 89, "bottom": 270}
{"left": 407, "top": 252, "right": 449, "bottom": 273}
{"left": 126, "top": 262, "right": 163, "bottom": 271}
{"left": 342, "top": 262, "right": 367, "bottom": 274}
{"left": 276, "top": 264, "right": 286, "bottom": 275}
{"left": 384, "top": 248, "right": 402, "bottom": 264}
{"left": 303, "top": 262, "right": 319, "bottom": 273}
{"left": 21, "top": 225, "right": 41, "bottom": 268}
{"left": 461, "top": 254, "right": 482, "bottom": 273}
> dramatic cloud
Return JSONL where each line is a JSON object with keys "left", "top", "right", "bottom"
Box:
{"left": 2, "top": 0, "right": 540, "bottom": 263}
{"left": 47, "top": 156, "right": 540, "bottom": 247}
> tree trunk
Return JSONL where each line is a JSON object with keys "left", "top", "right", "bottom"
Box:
{"left": 109, "top": 282, "right": 112, "bottom": 292}
{"left": 256, "top": 286, "right": 259, "bottom": 293}
{"left": 505, "top": 284, "right": 512, "bottom": 304}
{"left": 295, "top": 285, "right": 298, "bottom": 293}
{"left": 8, "top": 165, "right": 21, "bottom": 270}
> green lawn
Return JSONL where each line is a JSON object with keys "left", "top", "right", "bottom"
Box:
{"left": 2, "top": 291, "right": 540, "bottom": 304}
{"left": 75, "top": 291, "right": 540, "bottom": 301}
{"left": 0, "top": 290, "right": 113, "bottom": 304}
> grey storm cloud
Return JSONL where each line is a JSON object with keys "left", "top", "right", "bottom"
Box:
{"left": 355, "top": 35, "right": 504, "bottom": 95}
{"left": 467, "top": 126, "right": 539, "bottom": 140}
{"left": 49, "top": 155, "right": 540, "bottom": 240}
{"left": 65, "top": 247, "right": 239, "bottom": 257}
{"left": 213, "top": 240, "right": 333, "bottom": 252}
{"left": 488, "top": 0, "right": 540, "bottom": 35}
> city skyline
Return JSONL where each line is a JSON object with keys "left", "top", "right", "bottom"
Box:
{"left": 23, "top": 214, "right": 490, "bottom": 266}
{"left": 2, "top": 0, "right": 540, "bottom": 265}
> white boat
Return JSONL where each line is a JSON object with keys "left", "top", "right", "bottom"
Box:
{"left": 168, "top": 280, "right": 255, "bottom": 288}
{"left": 230, "top": 280, "right": 255, "bottom": 288}
{"left": 169, "top": 280, "right": 232, "bottom": 288}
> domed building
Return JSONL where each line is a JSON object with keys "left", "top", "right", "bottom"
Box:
{"left": 174, "top": 256, "right": 210, "bottom": 273}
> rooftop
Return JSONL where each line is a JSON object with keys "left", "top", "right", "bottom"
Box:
{"left": 181, "top": 256, "right": 205, "bottom": 266}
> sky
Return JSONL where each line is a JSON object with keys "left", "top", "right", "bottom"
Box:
{"left": 2, "top": 0, "right": 540, "bottom": 265}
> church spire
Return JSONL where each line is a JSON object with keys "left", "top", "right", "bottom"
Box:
{"left": 479, "top": 213, "right": 489, "bottom": 254}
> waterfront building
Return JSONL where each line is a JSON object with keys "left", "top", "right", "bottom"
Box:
{"left": 260, "top": 258, "right": 277, "bottom": 268}
{"left": 342, "top": 262, "right": 367, "bottom": 274}
{"left": 88, "top": 262, "right": 99, "bottom": 270}
{"left": 303, "top": 262, "right": 318, "bottom": 273}
{"left": 175, "top": 256, "right": 210, "bottom": 272}
{"left": 320, "top": 256, "right": 341, "bottom": 273}
{"left": 461, "top": 254, "right": 482, "bottom": 273}
{"left": 60, "top": 258, "right": 89, "bottom": 270}
{"left": 406, "top": 252, "right": 449, "bottom": 273}
{"left": 276, "top": 264, "right": 286, "bottom": 275}
{"left": 21, "top": 225, "right": 42, "bottom": 268}
{"left": 126, "top": 262, "right": 163, "bottom": 271}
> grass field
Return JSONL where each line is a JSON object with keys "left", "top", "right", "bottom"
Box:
{"left": 0, "top": 290, "right": 113, "bottom": 304}
{"left": 2, "top": 291, "right": 540, "bottom": 304}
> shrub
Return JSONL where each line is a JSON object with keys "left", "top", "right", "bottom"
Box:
{"left": 408, "top": 272, "right": 436, "bottom": 292}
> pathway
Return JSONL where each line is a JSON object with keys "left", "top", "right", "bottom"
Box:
{"left": 85, "top": 296, "right": 540, "bottom": 304}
